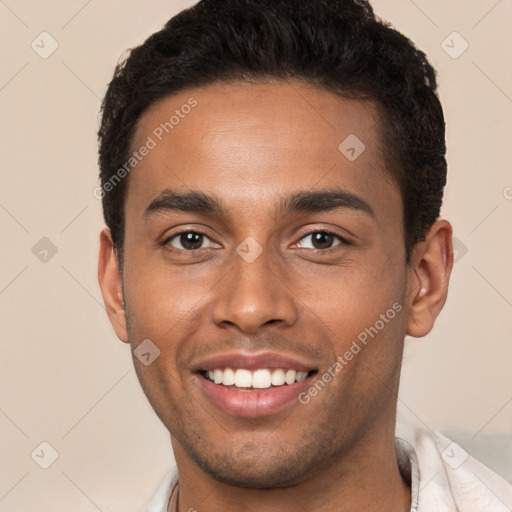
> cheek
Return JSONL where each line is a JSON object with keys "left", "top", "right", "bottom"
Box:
{"left": 121, "top": 248, "right": 210, "bottom": 337}
{"left": 301, "top": 255, "right": 406, "bottom": 339}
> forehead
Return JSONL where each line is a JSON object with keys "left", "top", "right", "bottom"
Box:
{"left": 127, "top": 80, "right": 399, "bottom": 222}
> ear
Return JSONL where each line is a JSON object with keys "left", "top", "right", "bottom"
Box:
{"left": 98, "top": 227, "right": 129, "bottom": 343}
{"left": 406, "top": 219, "right": 453, "bottom": 338}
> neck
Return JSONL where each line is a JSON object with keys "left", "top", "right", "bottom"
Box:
{"left": 171, "top": 415, "right": 411, "bottom": 512}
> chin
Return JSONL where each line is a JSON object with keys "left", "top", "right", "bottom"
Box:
{"left": 202, "top": 463, "right": 307, "bottom": 490}
{"left": 185, "top": 440, "right": 331, "bottom": 490}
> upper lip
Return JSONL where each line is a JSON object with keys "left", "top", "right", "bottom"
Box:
{"left": 191, "top": 351, "right": 318, "bottom": 373}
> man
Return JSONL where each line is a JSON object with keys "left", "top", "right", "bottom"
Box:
{"left": 96, "top": 1, "right": 512, "bottom": 510}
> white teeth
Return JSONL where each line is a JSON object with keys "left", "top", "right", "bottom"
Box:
{"left": 234, "top": 369, "right": 252, "bottom": 388}
{"left": 206, "top": 367, "right": 310, "bottom": 388}
{"left": 284, "top": 369, "right": 296, "bottom": 385}
{"left": 213, "top": 369, "right": 223, "bottom": 384}
{"left": 271, "top": 369, "right": 285, "bottom": 386}
{"left": 252, "top": 369, "right": 272, "bottom": 389}
{"left": 222, "top": 367, "right": 235, "bottom": 386}
{"left": 296, "top": 371, "right": 308, "bottom": 382}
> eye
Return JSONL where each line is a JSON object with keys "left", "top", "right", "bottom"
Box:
{"left": 164, "top": 230, "right": 220, "bottom": 251}
{"left": 295, "top": 231, "right": 347, "bottom": 250}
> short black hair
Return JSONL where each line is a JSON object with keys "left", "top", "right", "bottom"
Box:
{"left": 98, "top": 0, "right": 447, "bottom": 265}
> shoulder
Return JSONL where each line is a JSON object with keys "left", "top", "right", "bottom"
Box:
{"left": 144, "top": 466, "right": 179, "bottom": 512}
{"left": 396, "top": 424, "right": 512, "bottom": 512}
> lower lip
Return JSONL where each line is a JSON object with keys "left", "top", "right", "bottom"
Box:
{"left": 197, "top": 374, "right": 313, "bottom": 418}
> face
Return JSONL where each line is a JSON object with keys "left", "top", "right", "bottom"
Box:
{"left": 100, "top": 81, "right": 430, "bottom": 488}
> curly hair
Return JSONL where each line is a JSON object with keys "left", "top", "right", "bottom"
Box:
{"left": 98, "top": 0, "right": 446, "bottom": 265}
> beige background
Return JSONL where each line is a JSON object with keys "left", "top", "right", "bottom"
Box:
{"left": 0, "top": 0, "right": 511, "bottom": 510}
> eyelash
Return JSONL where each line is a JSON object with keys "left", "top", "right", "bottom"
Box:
{"left": 163, "top": 229, "right": 219, "bottom": 253}
{"left": 163, "top": 228, "right": 350, "bottom": 253}
{"left": 294, "top": 229, "right": 351, "bottom": 251}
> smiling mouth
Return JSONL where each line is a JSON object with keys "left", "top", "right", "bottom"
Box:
{"left": 195, "top": 359, "right": 319, "bottom": 417}
{"left": 202, "top": 367, "right": 317, "bottom": 390}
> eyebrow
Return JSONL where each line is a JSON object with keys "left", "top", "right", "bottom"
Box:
{"left": 142, "top": 187, "right": 375, "bottom": 220}
{"left": 280, "top": 188, "right": 374, "bottom": 218}
{"left": 143, "top": 189, "right": 224, "bottom": 219}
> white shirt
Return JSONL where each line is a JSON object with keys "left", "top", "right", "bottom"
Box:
{"left": 144, "top": 425, "right": 512, "bottom": 511}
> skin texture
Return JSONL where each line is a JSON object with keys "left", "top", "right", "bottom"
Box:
{"left": 98, "top": 81, "right": 453, "bottom": 511}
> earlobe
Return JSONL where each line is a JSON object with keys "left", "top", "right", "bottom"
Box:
{"left": 97, "top": 228, "right": 129, "bottom": 343}
{"left": 406, "top": 219, "right": 453, "bottom": 338}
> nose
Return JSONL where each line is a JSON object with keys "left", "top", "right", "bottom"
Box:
{"left": 211, "top": 246, "right": 298, "bottom": 334}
